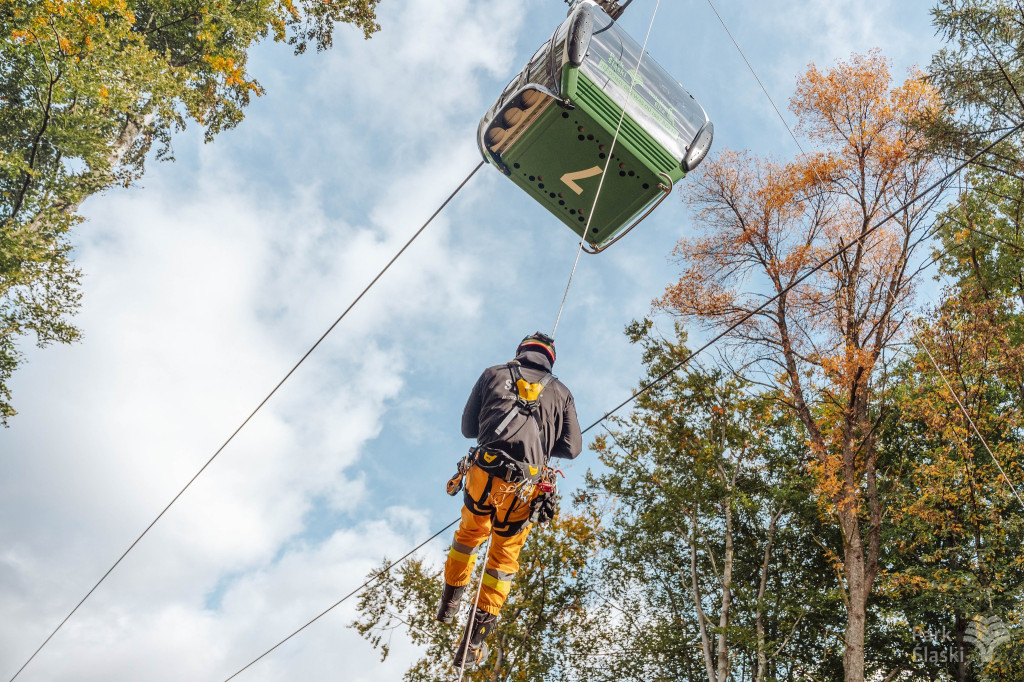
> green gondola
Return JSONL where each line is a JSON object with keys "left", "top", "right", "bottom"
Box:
{"left": 478, "top": 0, "right": 714, "bottom": 253}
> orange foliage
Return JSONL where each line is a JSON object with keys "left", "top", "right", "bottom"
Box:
{"left": 659, "top": 52, "right": 944, "bottom": 627}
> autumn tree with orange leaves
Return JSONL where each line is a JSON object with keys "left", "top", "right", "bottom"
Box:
{"left": 658, "top": 52, "right": 944, "bottom": 682}
{"left": 881, "top": 288, "right": 1024, "bottom": 682}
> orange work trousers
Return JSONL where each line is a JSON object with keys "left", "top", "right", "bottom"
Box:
{"left": 444, "top": 464, "right": 539, "bottom": 616}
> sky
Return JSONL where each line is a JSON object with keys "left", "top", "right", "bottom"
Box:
{"left": 1, "top": 1, "right": 943, "bottom": 680}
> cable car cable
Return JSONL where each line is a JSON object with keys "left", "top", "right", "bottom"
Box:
{"left": 552, "top": 0, "right": 663, "bottom": 336}
{"left": 8, "top": 161, "right": 485, "bottom": 682}
{"left": 707, "top": 0, "right": 1024, "bottom": 505}
{"left": 578, "top": 124, "right": 1023, "bottom": 436}
{"left": 703, "top": 0, "right": 809, "bottom": 159}
{"left": 222, "top": 518, "right": 460, "bottom": 682}
{"left": 220, "top": 128, "right": 1019, "bottom": 681}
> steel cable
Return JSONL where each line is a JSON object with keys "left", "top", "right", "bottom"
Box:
{"left": 8, "top": 161, "right": 485, "bottom": 682}
{"left": 579, "top": 125, "right": 1023, "bottom": 435}
{"left": 223, "top": 519, "right": 460, "bottom": 682}
{"left": 218, "top": 125, "right": 1022, "bottom": 682}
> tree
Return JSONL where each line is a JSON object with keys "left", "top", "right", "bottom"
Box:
{"left": 933, "top": 165, "right": 1024, "bottom": 307}
{"left": 576, "top": 321, "right": 840, "bottom": 682}
{"left": 352, "top": 510, "right": 602, "bottom": 682}
{"left": 657, "top": 52, "right": 943, "bottom": 682}
{"left": 879, "top": 288, "right": 1024, "bottom": 682}
{"left": 0, "top": 0, "right": 379, "bottom": 423}
{"left": 928, "top": 0, "right": 1024, "bottom": 179}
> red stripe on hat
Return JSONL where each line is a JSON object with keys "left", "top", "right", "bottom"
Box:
{"left": 518, "top": 340, "right": 555, "bottom": 362}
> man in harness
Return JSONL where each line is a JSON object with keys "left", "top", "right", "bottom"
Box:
{"left": 437, "top": 332, "right": 582, "bottom": 670}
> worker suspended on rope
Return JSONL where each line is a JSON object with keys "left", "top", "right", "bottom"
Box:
{"left": 437, "top": 332, "right": 582, "bottom": 670}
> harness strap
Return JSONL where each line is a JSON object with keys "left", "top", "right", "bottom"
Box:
{"left": 493, "top": 361, "right": 553, "bottom": 437}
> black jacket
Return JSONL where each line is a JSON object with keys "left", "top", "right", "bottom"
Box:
{"left": 462, "top": 349, "right": 582, "bottom": 471}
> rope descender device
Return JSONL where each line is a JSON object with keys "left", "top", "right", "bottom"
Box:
{"left": 446, "top": 450, "right": 476, "bottom": 496}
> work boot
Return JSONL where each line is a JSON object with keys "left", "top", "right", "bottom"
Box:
{"left": 452, "top": 606, "right": 497, "bottom": 671}
{"left": 435, "top": 582, "right": 466, "bottom": 624}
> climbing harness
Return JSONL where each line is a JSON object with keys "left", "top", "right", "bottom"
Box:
{"left": 447, "top": 447, "right": 542, "bottom": 501}
{"left": 494, "top": 360, "right": 554, "bottom": 437}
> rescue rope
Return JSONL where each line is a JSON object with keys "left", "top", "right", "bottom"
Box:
{"left": 551, "top": 0, "right": 662, "bottom": 337}
{"left": 8, "top": 161, "right": 485, "bottom": 682}
{"left": 219, "top": 127, "right": 1024, "bottom": 682}
{"left": 455, "top": 537, "right": 492, "bottom": 682}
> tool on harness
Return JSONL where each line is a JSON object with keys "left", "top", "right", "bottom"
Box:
{"left": 475, "top": 447, "right": 542, "bottom": 486}
{"left": 446, "top": 450, "right": 476, "bottom": 496}
{"left": 446, "top": 447, "right": 545, "bottom": 502}
{"left": 493, "top": 360, "right": 554, "bottom": 437}
{"left": 530, "top": 468, "right": 564, "bottom": 525}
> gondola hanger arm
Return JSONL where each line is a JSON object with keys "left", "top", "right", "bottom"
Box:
{"left": 564, "top": 0, "right": 632, "bottom": 20}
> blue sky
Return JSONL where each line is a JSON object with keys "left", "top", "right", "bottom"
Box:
{"left": 1, "top": 1, "right": 942, "bottom": 680}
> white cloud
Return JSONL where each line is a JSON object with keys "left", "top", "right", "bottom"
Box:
{"left": 0, "top": 0, "right": 525, "bottom": 679}
{"left": 0, "top": 1, "right": 951, "bottom": 680}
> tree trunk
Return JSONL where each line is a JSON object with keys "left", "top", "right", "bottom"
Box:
{"left": 755, "top": 508, "right": 782, "bottom": 682}
{"left": 690, "top": 509, "right": 718, "bottom": 682}
{"left": 24, "top": 110, "right": 154, "bottom": 235}
{"left": 716, "top": 498, "right": 733, "bottom": 682}
{"left": 953, "top": 613, "right": 977, "bottom": 682}
{"left": 841, "top": 505, "right": 867, "bottom": 682}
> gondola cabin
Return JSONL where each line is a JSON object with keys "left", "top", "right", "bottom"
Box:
{"left": 478, "top": 0, "right": 713, "bottom": 252}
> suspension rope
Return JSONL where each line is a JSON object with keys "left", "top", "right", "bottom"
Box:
{"left": 218, "top": 128, "right": 1021, "bottom": 682}
{"left": 455, "top": 537, "right": 492, "bottom": 682}
{"left": 704, "top": 0, "right": 809, "bottom": 157}
{"left": 551, "top": 0, "right": 662, "bottom": 336}
{"left": 8, "top": 161, "right": 485, "bottom": 682}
